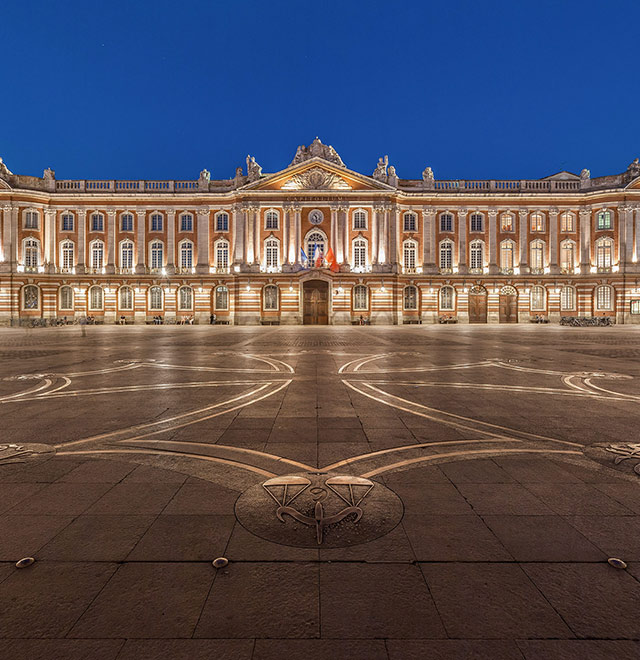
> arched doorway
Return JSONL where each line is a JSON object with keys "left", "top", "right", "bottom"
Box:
{"left": 468, "top": 285, "right": 487, "bottom": 323}
{"left": 303, "top": 280, "right": 329, "bottom": 325}
{"left": 499, "top": 286, "right": 518, "bottom": 323}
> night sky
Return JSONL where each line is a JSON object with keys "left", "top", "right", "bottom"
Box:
{"left": 2, "top": 0, "right": 639, "bottom": 181}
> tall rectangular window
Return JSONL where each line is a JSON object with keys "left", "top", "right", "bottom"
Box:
{"left": 470, "top": 214, "right": 483, "bottom": 232}
{"left": 62, "top": 214, "right": 74, "bottom": 231}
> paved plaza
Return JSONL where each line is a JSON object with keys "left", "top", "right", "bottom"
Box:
{"left": 0, "top": 324, "right": 639, "bottom": 659}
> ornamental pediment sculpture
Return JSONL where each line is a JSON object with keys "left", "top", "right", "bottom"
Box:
{"left": 289, "top": 137, "right": 346, "bottom": 168}
{"left": 281, "top": 166, "right": 352, "bottom": 190}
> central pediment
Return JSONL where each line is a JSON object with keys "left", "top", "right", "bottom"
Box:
{"left": 281, "top": 166, "right": 352, "bottom": 190}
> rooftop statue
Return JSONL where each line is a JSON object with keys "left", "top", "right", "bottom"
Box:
{"left": 0, "top": 157, "right": 12, "bottom": 178}
{"left": 422, "top": 166, "right": 434, "bottom": 181}
{"left": 372, "top": 155, "right": 388, "bottom": 181}
{"left": 289, "top": 137, "right": 346, "bottom": 168}
{"left": 628, "top": 158, "right": 640, "bottom": 176}
{"left": 246, "top": 155, "right": 262, "bottom": 182}
{"left": 199, "top": 168, "right": 211, "bottom": 183}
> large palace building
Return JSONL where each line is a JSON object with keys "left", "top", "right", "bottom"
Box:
{"left": 1, "top": 138, "right": 640, "bottom": 326}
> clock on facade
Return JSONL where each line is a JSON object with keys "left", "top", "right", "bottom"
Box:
{"left": 309, "top": 210, "right": 324, "bottom": 225}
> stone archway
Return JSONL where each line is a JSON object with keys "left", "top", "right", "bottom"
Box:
{"left": 303, "top": 280, "right": 329, "bottom": 325}
{"left": 468, "top": 285, "right": 487, "bottom": 324}
{"left": 499, "top": 286, "right": 518, "bottom": 323}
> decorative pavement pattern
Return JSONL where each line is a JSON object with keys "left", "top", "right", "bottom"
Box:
{"left": 0, "top": 325, "right": 639, "bottom": 659}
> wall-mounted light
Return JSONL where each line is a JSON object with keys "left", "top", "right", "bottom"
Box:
{"left": 246, "top": 280, "right": 251, "bottom": 291}
{"left": 380, "top": 280, "right": 386, "bottom": 293}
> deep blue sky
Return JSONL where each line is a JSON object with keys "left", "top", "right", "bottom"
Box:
{"left": 1, "top": 1, "right": 639, "bottom": 181}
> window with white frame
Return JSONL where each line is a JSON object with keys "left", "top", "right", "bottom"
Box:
{"left": 560, "top": 212, "right": 575, "bottom": 232}
{"left": 119, "top": 286, "right": 133, "bottom": 310}
{"left": 500, "top": 240, "right": 514, "bottom": 271}
{"left": 596, "top": 238, "right": 613, "bottom": 269}
{"left": 23, "top": 285, "right": 39, "bottom": 309}
{"left": 470, "top": 213, "right": 483, "bottom": 232}
{"left": 121, "top": 213, "right": 133, "bottom": 231}
{"left": 149, "top": 286, "right": 163, "bottom": 310}
{"left": 90, "top": 240, "right": 104, "bottom": 270}
{"left": 120, "top": 241, "right": 134, "bottom": 270}
{"left": 501, "top": 214, "right": 514, "bottom": 232}
{"left": 216, "top": 212, "right": 229, "bottom": 232}
{"left": 150, "top": 213, "right": 163, "bottom": 231}
{"left": 215, "top": 286, "right": 228, "bottom": 310}
{"left": 306, "top": 232, "right": 325, "bottom": 263}
{"left": 59, "top": 285, "right": 73, "bottom": 310}
{"left": 440, "top": 286, "right": 454, "bottom": 311}
{"left": 530, "top": 240, "right": 544, "bottom": 271}
{"left": 530, "top": 213, "right": 544, "bottom": 232}
{"left": 596, "top": 285, "right": 613, "bottom": 311}
{"left": 178, "top": 286, "right": 193, "bottom": 311}
{"left": 403, "top": 240, "right": 417, "bottom": 270}
{"left": 180, "top": 240, "right": 194, "bottom": 270}
{"left": 62, "top": 213, "right": 74, "bottom": 231}
{"left": 180, "top": 214, "right": 193, "bottom": 232}
{"left": 91, "top": 213, "right": 104, "bottom": 231}
{"left": 89, "top": 286, "right": 103, "bottom": 311}
{"left": 440, "top": 213, "right": 453, "bottom": 232}
{"left": 470, "top": 241, "right": 484, "bottom": 270}
{"left": 353, "top": 210, "right": 367, "bottom": 230}
{"left": 560, "top": 240, "right": 575, "bottom": 271}
{"left": 61, "top": 240, "right": 74, "bottom": 271}
{"left": 404, "top": 285, "right": 418, "bottom": 310}
{"left": 265, "top": 238, "right": 280, "bottom": 269}
{"left": 353, "top": 284, "right": 368, "bottom": 311}
{"left": 25, "top": 211, "right": 39, "bottom": 229}
{"left": 403, "top": 213, "right": 417, "bottom": 232}
{"left": 353, "top": 238, "right": 367, "bottom": 270}
{"left": 530, "top": 286, "right": 545, "bottom": 311}
{"left": 215, "top": 239, "right": 229, "bottom": 270}
{"left": 439, "top": 240, "right": 453, "bottom": 270}
{"left": 597, "top": 210, "right": 612, "bottom": 230}
{"left": 24, "top": 239, "right": 39, "bottom": 269}
{"left": 265, "top": 210, "right": 279, "bottom": 230}
{"left": 150, "top": 241, "right": 164, "bottom": 270}
{"left": 560, "top": 286, "right": 575, "bottom": 311}
{"left": 263, "top": 285, "right": 278, "bottom": 311}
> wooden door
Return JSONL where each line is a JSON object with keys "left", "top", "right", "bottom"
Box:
{"left": 303, "top": 281, "right": 329, "bottom": 325}
{"left": 468, "top": 293, "right": 487, "bottom": 323}
{"left": 499, "top": 294, "right": 518, "bottom": 323}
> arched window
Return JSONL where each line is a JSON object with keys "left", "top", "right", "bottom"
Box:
{"left": 23, "top": 285, "right": 39, "bottom": 310}
{"left": 215, "top": 239, "right": 229, "bottom": 270}
{"left": 353, "top": 210, "right": 367, "bottom": 230}
{"left": 597, "top": 210, "right": 612, "bottom": 230}
{"left": 560, "top": 240, "right": 575, "bottom": 272}
{"left": 178, "top": 286, "right": 193, "bottom": 311}
{"left": 263, "top": 284, "right": 279, "bottom": 311}
{"left": 25, "top": 211, "right": 39, "bottom": 229}
{"left": 470, "top": 241, "right": 484, "bottom": 271}
{"left": 596, "top": 238, "right": 613, "bottom": 270}
{"left": 595, "top": 285, "right": 613, "bottom": 311}
{"left": 119, "top": 286, "right": 133, "bottom": 310}
{"left": 470, "top": 213, "right": 483, "bottom": 232}
{"left": 24, "top": 239, "right": 40, "bottom": 269}
{"left": 440, "top": 286, "right": 454, "bottom": 311}
{"left": 149, "top": 286, "right": 163, "bottom": 311}
{"left": 306, "top": 231, "right": 326, "bottom": 263}
{"left": 89, "top": 286, "right": 103, "bottom": 311}
{"left": 530, "top": 212, "right": 544, "bottom": 232}
{"left": 353, "top": 284, "right": 368, "bottom": 311}
{"left": 61, "top": 240, "right": 75, "bottom": 271}
{"left": 500, "top": 240, "right": 514, "bottom": 272}
{"left": 121, "top": 213, "right": 133, "bottom": 232}
{"left": 180, "top": 214, "right": 193, "bottom": 232}
{"left": 439, "top": 240, "right": 453, "bottom": 270}
{"left": 120, "top": 241, "right": 134, "bottom": 270}
{"left": 215, "top": 212, "right": 229, "bottom": 232}
{"left": 404, "top": 285, "right": 418, "bottom": 310}
{"left": 353, "top": 238, "right": 367, "bottom": 270}
{"left": 500, "top": 214, "right": 514, "bottom": 232}
{"left": 91, "top": 213, "right": 104, "bottom": 232}
{"left": 59, "top": 285, "right": 73, "bottom": 311}
{"left": 150, "top": 213, "right": 163, "bottom": 231}
{"left": 530, "top": 286, "right": 546, "bottom": 311}
{"left": 403, "top": 212, "right": 417, "bottom": 232}
{"left": 560, "top": 286, "right": 575, "bottom": 311}
{"left": 150, "top": 241, "right": 164, "bottom": 270}
{"left": 560, "top": 212, "right": 575, "bottom": 232}
{"left": 265, "top": 210, "right": 279, "bottom": 230}
{"left": 61, "top": 213, "right": 74, "bottom": 231}
{"left": 530, "top": 240, "right": 545, "bottom": 272}
{"left": 90, "top": 240, "right": 104, "bottom": 271}
{"left": 179, "top": 240, "right": 194, "bottom": 270}
{"left": 215, "top": 285, "right": 228, "bottom": 311}
{"left": 265, "top": 238, "right": 280, "bottom": 270}
{"left": 440, "top": 213, "right": 453, "bottom": 232}
{"left": 403, "top": 240, "right": 417, "bottom": 271}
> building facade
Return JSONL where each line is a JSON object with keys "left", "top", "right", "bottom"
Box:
{"left": 1, "top": 138, "right": 640, "bottom": 326}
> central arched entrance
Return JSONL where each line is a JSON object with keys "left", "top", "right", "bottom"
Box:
{"left": 499, "top": 286, "right": 518, "bottom": 323}
{"left": 303, "top": 280, "right": 329, "bottom": 325}
{"left": 468, "top": 285, "right": 488, "bottom": 323}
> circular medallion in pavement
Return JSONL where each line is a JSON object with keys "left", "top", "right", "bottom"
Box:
{"left": 235, "top": 472, "right": 404, "bottom": 548}
{"left": 0, "top": 443, "right": 56, "bottom": 467}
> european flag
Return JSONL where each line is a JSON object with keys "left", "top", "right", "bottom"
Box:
{"left": 300, "top": 248, "right": 309, "bottom": 268}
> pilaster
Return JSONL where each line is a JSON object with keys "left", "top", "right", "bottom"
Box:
{"left": 77, "top": 209, "right": 86, "bottom": 272}
{"left": 549, "top": 207, "right": 559, "bottom": 273}
{"left": 44, "top": 209, "right": 56, "bottom": 272}
{"left": 457, "top": 208, "right": 468, "bottom": 273}
{"left": 579, "top": 208, "right": 591, "bottom": 273}
{"left": 422, "top": 206, "right": 436, "bottom": 272}
{"left": 488, "top": 208, "right": 498, "bottom": 274}
{"left": 136, "top": 210, "right": 146, "bottom": 272}
{"left": 518, "top": 209, "right": 529, "bottom": 273}
{"left": 166, "top": 209, "right": 176, "bottom": 272}
{"left": 196, "top": 208, "right": 210, "bottom": 274}
{"left": 106, "top": 209, "right": 116, "bottom": 273}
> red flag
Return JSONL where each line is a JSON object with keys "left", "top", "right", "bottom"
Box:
{"left": 326, "top": 246, "right": 340, "bottom": 272}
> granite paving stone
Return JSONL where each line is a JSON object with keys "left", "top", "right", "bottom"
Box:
{"left": 116, "top": 639, "right": 254, "bottom": 660}
{"left": 0, "top": 514, "right": 75, "bottom": 560}
{"left": 253, "top": 639, "right": 388, "bottom": 660}
{"left": 386, "top": 639, "right": 525, "bottom": 659}
{"left": 0, "top": 639, "right": 124, "bottom": 660}
{"left": 517, "top": 640, "right": 640, "bottom": 660}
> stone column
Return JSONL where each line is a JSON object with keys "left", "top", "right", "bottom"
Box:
{"left": 232, "top": 204, "right": 244, "bottom": 265}
{"left": 336, "top": 204, "right": 345, "bottom": 263}
{"left": 634, "top": 205, "right": 640, "bottom": 266}
{"left": 252, "top": 203, "right": 260, "bottom": 266}
{"left": 579, "top": 208, "right": 591, "bottom": 272}
{"left": 378, "top": 204, "right": 390, "bottom": 265}
{"left": 136, "top": 210, "right": 146, "bottom": 271}
{"left": 1, "top": 205, "right": 13, "bottom": 271}
{"left": 372, "top": 205, "right": 382, "bottom": 265}
{"left": 457, "top": 208, "right": 468, "bottom": 272}
{"left": 166, "top": 209, "right": 176, "bottom": 273}
{"left": 330, "top": 204, "right": 339, "bottom": 259}
{"left": 422, "top": 206, "right": 436, "bottom": 272}
{"left": 77, "top": 209, "right": 86, "bottom": 272}
{"left": 245, "top": 205, "right": 254, "bottom": 263}
{"left": 282, "top": 204, "right": 290, "bottom": 264}
{"left": 44, "top": 209, "right": 56, "bottom": 272}
{"left": 341, "top": 205, "right": 349, "bottom": 264}
{"left": 518, "top": 209, "right": 529, "bottom": 272}
{"left": 488, "top": 208, "right": 498, "bottom": 273}
{"left": 196, "top": 208, "right": 210, "bottom": 274}
{"left": 293, "top": 204, "right": 302, "bottom": 265}
{"left": 622, "top": 204, "right": 634, "bottom": 265}
{"left": 106, "top": 210, "right": 116, "bottom": 273}
{"left": 549, "top": 207, "right": 559, "bottom": 273}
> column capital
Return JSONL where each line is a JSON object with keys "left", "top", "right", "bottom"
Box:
{"left": 44, "top": 208, "right": 57, "bottom": 218}
{"left": 136, "top": 210, "right": 147, "bottom": 218}
{"left": 548, "top": 207, "right": 559, "bottom": 215}
{"left": 337, "top": 203, "right": 349, "bottom": 212}
{"left": 292, "top": 203, "right": 302, "bottom": 213}
{"left": 518, "top": 208, "right": 529, "bottom": 218}
{"left": 487, "top": 208, "right": 498, "bottom": 218}
{"left": 579, "top": 208, "right": 591, "bottom": 219}
{"left": 106, "top": 210, "right": 117, "bottom": 219}
{"left": 165, "top": 208, "right": 176, "bottom": 217}
{"left": 457, "top": 208, "right": 468, "bottom": 216}
{"left": 196, "top": 208, "right": 210, "bottom": 217}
